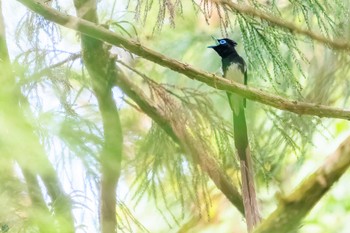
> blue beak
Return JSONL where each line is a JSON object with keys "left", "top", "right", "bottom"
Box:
{"left": 208, "top": 36, "right": 219, "bottom": 48}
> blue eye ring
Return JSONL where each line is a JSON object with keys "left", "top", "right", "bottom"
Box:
{"left": 219, "top": 40, "right": 226, "bottom": 45}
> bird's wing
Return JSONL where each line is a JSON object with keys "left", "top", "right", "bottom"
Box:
{"left": 224, "top": 63, "right": 245, "bottom": 115}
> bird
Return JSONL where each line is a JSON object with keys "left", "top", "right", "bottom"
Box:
{"left": 208, "top": 38, "right": 260, "bottom": 231}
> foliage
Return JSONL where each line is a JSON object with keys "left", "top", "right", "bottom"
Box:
{"left": 1, "top": 0, "right": 350, "bottom": 232}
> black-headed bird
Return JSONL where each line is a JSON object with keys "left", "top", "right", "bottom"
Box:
{"left": 208, "top": 38, "right": 260, "bottom": 231}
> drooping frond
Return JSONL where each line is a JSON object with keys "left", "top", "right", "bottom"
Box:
{"left": 16, "top": 12, "right": 61, "bottom": 50}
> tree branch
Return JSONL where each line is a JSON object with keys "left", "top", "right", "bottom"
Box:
{"left": 219, "top": 0, "right": 350, "bottom": 52}
{"left": 16, "top": 0, "right": 350, "bottom": 120}
{"left": 15, "top": 1, "right": 350, "bottom": 230}
{"left": 115, "top": 67, "right": 245, "bottom": 214}
{"left": 253, "top": 135, "right": 350, "bottom": 232}
{"left": 21, "top": 169, "right": 58, "bottom": 233}
{"left": 6, "top": 74, "right": 76, "bottom": 232}
{"left": 72, "top": 1, "right": 122, "bottom": 233}
{"left": 1, "top": 2, "right": 75, "bottom": 232}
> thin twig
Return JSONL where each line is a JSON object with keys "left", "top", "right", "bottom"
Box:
{"left": 219, "top": 0, "right": 350, "bottom": 51}
{"left": 16, "top": 0, "right": 350, "bottom": 121}
{"left": 17, "top": 0, "right": 350, "bottom": 120}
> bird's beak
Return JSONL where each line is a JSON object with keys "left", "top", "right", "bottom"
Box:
{"left": 207, "top": 36, "right": 219, "bottom": 48}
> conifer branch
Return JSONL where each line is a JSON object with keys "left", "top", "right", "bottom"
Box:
{"left": 254, "top": 136, "right": 350, "bottom": 233}
{"left": 16, "top": 1, "right": 350, "bottom": 229}
{"left": 72, "top": 1, "right": 122, "bottom": 232}
{"left": 16, "top": 0, "right": 350, "bottom": 121}
{"left": 115, "top": 68, "right": 245, "bottom": 214}
{"left": 16, "top": 0, "right": 246, "bottom": 216}
{"left": 219, "top": 0, "right": 350, "bottom": 51}
{"left": 0, "top": 1, "right": 75, "bottom": 230}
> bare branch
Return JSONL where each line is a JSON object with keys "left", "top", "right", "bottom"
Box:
{"left": 15, "top": 0, "right": 350, "bottom": 120}
{"left": 1, "top": 1, "right": 75, "bottom": 232}
{"left": 219, "top": 0, "right": 350, "bottom": 51}
{"left": 254, "top": 136, "right": 350, "bottom": 233}
{"left": 72, "top": 0, "right": 122, "bottom": 233}
{"left": 115, "top": 67, "right": 245, "bottom": 214}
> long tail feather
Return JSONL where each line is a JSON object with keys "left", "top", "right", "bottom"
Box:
{"left": 233, "top": 104, "right": 260, "bottom": 232}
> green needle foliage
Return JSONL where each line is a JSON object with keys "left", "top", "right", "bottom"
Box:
{"left": 2, "top": 0, "right": 350, "bottom": 232}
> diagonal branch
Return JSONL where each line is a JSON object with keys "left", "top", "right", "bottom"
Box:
{"left": 254, "top": 136, "right": 350, "bottom": 233}
{"left": 219, "top": 0, "right": 350, "bottom": 51}
{"left": 17, "top": 0, "right": 245, "bottom": 219}
{"left": 17, "top": 1, "right": 350, "bottom": 227}
{"left": 1, "top": 1, "right": 75, "bottom": 232}
{"left": 16, "top": 0, "right": 350, "bottom": 120}
{"left": 16, "top": 1, "right": 244, "bottom": 216}
{"left": 115, "top": 67, "right": 245, "bottom": 214}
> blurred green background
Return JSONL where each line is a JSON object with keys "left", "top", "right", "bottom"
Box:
{"left": 1, "top": 0, "right": 350, "bottom": 232}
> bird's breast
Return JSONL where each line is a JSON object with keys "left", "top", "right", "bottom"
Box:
{"left": 225, "top": 64, "right": 244, "bottom": 84}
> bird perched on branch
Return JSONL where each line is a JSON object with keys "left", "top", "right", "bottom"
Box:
{"left": 208, "top": 38, "right": 260, "bottom": 232}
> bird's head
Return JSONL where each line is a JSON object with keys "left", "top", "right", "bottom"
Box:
{"left": 208, "top": 38, "right": 238, "bottom": 58}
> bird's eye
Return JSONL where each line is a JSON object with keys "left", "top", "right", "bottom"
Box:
{"left": 219, "top": 40, "right": 226, "bottom": 45}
